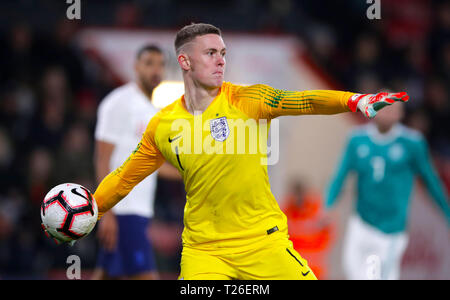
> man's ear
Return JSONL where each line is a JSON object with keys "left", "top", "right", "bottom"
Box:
{"left": 178, "top": 53, "right": 190, "bottom": 71}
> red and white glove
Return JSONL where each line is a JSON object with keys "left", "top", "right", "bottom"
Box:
{"left": 348, "top": 92, "right": 409, "bottom": 119}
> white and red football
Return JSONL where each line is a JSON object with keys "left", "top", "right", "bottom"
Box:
{"left": 41, "top": 183, "right": 98, "bottom": 244}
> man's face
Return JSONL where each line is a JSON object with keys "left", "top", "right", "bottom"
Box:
{"left": 135, "top": 50, "right": 165, "bottom": 94}
{"left": 183, "top": 34, "right": 226, "bottom": 89}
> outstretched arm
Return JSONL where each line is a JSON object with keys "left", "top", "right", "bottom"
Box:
{"left": 231, "top": 84, "right": 408, "bottom": 119}
{"left": 324, "top": 136, "right": 355, "bottom": 210}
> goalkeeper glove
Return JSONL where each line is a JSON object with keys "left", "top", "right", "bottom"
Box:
{"left": 348, "top": 92, "right": 409, "bottom": 119}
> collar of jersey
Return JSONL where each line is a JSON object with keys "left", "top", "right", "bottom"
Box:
{"left": 178, "top": 83, "right": 224, "bottom": 117}
{"left": 367, "top": 123, "right": 402, "bottom": 145}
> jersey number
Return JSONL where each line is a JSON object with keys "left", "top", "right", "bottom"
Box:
{"left": 370, "top": 156, "right": 385, "bottom": 182}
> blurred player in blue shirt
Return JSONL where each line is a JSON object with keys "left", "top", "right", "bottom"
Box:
{"left": 325, "top": 102, "right": 450, "bottom": 280}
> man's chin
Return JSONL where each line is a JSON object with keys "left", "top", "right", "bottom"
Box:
{"left": 204, "top": 80, "right": 223, "bottom": 90}
{"left": 213, "top": 76, "right": 225, "bottom": 87}
{"left": 142, "top": 81, "right": 162, "bottom": 94}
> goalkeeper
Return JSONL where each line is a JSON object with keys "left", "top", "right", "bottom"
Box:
{"left": 91, "top": 23, "right": 408, "bottom": 280}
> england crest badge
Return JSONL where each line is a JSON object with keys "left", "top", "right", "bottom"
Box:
{"left": 210, "top": 116, "right": 230, "bottom": 142}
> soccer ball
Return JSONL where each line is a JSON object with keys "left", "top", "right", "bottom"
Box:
{"left": 41, "top": 183, "right": 98, "bottom": 244}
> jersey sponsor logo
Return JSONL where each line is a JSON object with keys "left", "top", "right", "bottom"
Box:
{"left": 210, "top": 116, "right": 230, "bottom": 142}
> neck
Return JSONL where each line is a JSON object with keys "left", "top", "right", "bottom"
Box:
{"left": 183, "top": 76, "right": 220, "bottom": 114}
{"left": 136, "top": 81, "right": 154, "bottom": 102}
{"left": 376, "top": 124, "right": 394, "bottom": 134}
{"left": 369, "top": 122, "right": 400, "bottom": 144}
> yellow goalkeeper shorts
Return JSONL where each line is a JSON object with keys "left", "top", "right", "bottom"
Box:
{"left": 178, "top": 234, "right": 317, "bottom": 280}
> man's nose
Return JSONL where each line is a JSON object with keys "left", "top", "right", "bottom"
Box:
{"left": 217, "top": 56, "right": 225, "bottom": 66}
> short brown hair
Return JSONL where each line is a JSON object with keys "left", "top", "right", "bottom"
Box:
{"left": 136, "top": 44, "right": 163, "bottom": 59}
{"left": 174, "top": 23, "right": 222, "bottom": 53}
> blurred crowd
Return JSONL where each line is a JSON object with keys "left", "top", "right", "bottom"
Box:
{"left": 0, "top": 0, "right": 448, "bottom": 279}
{"left": 0, "top": 18, "right": 111, "bottom": 277}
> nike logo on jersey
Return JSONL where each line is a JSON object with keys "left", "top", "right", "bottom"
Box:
{"left": 302, "top": 271, "right": 310, "bottom": 277}
{"left": 168, "top": 135, "right": 181, "bottom": 143}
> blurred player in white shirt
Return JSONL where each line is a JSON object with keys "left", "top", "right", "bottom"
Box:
{"left": 92, "top": 45, "right": 178, "bottom": 280}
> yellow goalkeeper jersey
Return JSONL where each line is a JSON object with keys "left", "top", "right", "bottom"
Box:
{"left": 94, "top": 82, "right": 354, "bottom": 254}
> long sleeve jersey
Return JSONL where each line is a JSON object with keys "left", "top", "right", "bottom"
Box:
{"left": 94, "top": 81, "right": 354, "bottom": 254}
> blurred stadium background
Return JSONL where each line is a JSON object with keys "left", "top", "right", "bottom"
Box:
{"left": 0, "top": 0, "right": 448, "bottom": 279}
